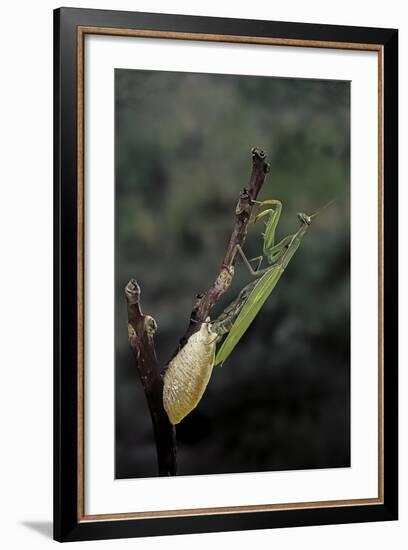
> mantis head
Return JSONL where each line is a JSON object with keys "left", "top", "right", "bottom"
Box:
{"left": 297, "top": 212, "right": 312, "bottom": 226}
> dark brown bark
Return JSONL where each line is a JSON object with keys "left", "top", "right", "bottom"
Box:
{"left": 178, "top": 147, "right": 269, "bottom": 348}
{"left": 125, "top": 279, "right": 177, "bottom": 476}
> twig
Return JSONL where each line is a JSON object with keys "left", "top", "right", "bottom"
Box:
{"left": 178, "top": 147, "right": 269, "bottom": 348}
{"left": 125, "top": 279, "right": 177, "bottom": 476}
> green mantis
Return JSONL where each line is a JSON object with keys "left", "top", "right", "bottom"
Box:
{"left": 214, "top": 199, "right": 315, "bottom": 366}
{"left": 162, "top": 197, "right": 331, "bottom": 424}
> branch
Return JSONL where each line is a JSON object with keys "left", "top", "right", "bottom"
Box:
{"left": 125, "top": 279, "right": 177, "bottom": 476}
{"left": 178, "top": 147, "right": 270, "bottom": 348}
{"left": 125, "top": 147, "right": 269, "bottom": 476}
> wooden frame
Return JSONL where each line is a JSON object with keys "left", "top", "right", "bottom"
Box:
{"left": 54, "top": 7, "right": 398, "bottom": 542}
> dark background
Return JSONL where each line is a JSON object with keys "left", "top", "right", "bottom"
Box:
{"left": 115, "top": 69, "right": 350, "bottom": 479}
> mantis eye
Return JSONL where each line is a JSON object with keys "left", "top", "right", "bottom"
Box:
{"left": 297, "top": 212, "right": 311, "bottom": 225}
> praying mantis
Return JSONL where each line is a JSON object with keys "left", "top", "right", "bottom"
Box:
{"left": 163, "top": 197, "right": 324, "bottom": 424}
{"left": 163, "top": 199, "right": 322, "bottom": 424}
{"left": 213, "top": 199, "right": 320, "bottom": 366}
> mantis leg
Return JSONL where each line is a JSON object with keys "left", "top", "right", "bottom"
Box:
{"left": 234, "top": 245, "right": 262, "bottom": 277}
{"left": 212, "top": 279, "right": 257, "bottom": 338}
{"left": 253, "top": 200, "right": 283, "bottom": 260}
{"left": 267, "top": 234, "right": 294, "bottom": 265}
{"left": 249, "top": 199, "right": 282, "bottom": 225}
{"left": 234, "top": 239, "right": 290, "bottom": 277}
{"left": 248, "top": 255, "right": 263, "bottom": 272}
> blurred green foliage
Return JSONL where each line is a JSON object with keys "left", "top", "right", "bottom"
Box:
{"left": 115, "top": 69, "right": 350, "bottom": 478}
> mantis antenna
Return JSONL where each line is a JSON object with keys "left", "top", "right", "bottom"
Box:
{"left": 310, "top": 199, "right": 336, "bottom": 219}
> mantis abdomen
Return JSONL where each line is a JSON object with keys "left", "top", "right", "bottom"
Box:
{"left": 163, "top": 321, "right": 217, "bottom": 425}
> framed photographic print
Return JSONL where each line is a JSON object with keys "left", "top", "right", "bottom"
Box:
{"left": 53, "top": 7, "right": 398, "bottom": 542}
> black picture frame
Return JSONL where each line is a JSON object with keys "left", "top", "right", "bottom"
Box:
{"left": 54, "top": 7, "right": 398, "bottom": 542}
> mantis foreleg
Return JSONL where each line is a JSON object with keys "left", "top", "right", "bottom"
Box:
{"left": 252, "top": 199, "right": 282, "bottom": 261}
